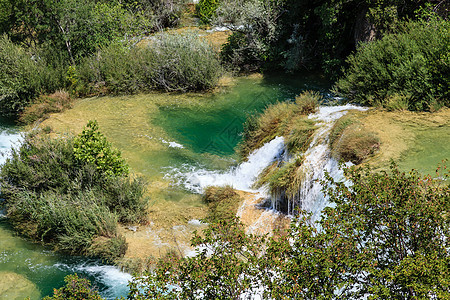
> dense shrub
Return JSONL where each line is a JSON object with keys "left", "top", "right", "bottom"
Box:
{"left": 0, "top": 123, "right": 147, "bottom": 260}
{"left": 128, "top": 163, "right": 450, "bottom": 299}
{"left": 196, "top": 0, "right": 220, "bottom": 24}
{"left": 74, "top": 120, "right": 129, "bottom": 177}
{"left": 0, "top": 34, "right": 44, "bottom": 117}
{"left": 334, "top": 17, "right": 450, "bottom": 111}
{"left": 122, "top": 0, "right": 188, "bottom": 31}
{"left": 78, "top": 31, "right": 222, "bottom": 94}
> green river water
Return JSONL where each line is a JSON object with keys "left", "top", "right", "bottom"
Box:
{"left": 0, "top": 74, "right": 448, "bottom": 299}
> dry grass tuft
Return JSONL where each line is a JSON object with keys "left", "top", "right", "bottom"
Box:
{"left": 330, "top": 114, "right": 380, "bottom": 164}
{"left": 19, "top": 90, "right": 73, "bottom": 124}
{"left": 203, "top": 186, "right": 243, "bottom": 220}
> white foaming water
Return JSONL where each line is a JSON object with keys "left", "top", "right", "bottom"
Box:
{"left": 294, "top": 105, "right": 367, "bottom": 218}
{"left": 0, "top": 131, "right": 21, "bottom": 165}
{"left": 54, "top": 263, "right": 132, "bottom": 299}
{"left": 170, "top": 136, "right": 285, "bottom": 194}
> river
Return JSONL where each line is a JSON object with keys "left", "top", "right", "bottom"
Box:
{"left": 1, "top": 73, "right": 448, "bottom": 299}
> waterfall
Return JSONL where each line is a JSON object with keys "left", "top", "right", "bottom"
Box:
{"left": 171, "top": 136, "right": 285, "bottom": 194}
{"left": 280, "top": 105, "right": 367, "bottom": 217}
{"left": 0, "top": 131, "right": 21, "bottom": 165}
{"left": 171, "top": 105, "right": 367, "bottom": 219}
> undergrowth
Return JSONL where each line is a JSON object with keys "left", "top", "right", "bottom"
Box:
{"left": 0, "top": 122, "right": 147, "bottom": 261}
{"left": 19, "top": 90, "right": 73, "bottom": 124}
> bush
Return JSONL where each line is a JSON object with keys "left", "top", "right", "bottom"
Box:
{"left": 123, "top": 0, "right": 188, "bottom": 31}
{"left": 78, "top": 31, "right": 222, "bottom": 94}
{"left": 203, "top": 186, "right": 242, "bottom": 220}
{"left": 8, "top": 190, "right": 121, "bottom": 258}
{"left": 0, "top": 123, "right": 147, "bottom": 260}
{"left": 43, "top": 274, "right": 103, "bottom": 300}
{"left": 334, "top": 17, "right": 450, "bottom": 111}
{"left": 19, "top": 90, "right": 73, "bottom": 124}
{"left": 196, "top": 0, "right": 220, "bottom": 24}
{"left": 0, "top": 34, "right": 43, "bottom": 117}
{"left": 73, "top": 120, "right": 129, "bottom": 177}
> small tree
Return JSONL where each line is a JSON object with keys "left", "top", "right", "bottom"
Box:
{"left": 44, "top": 274, "right": 104, "bottom": 300}
{"left": 73, "top": 120, "right": 129, "bottom": 177}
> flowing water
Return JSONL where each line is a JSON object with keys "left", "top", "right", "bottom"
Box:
{"left": 1, "top": 73, "right": 448, "bottom": 299}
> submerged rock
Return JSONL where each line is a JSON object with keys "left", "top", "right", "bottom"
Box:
{"left": 0, "top": 272, "right": 41, "bottom": 300}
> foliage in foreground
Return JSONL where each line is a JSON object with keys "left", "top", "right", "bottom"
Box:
{"left": 334, "top": 16, "right": 450, "bottom": 111}
{"left": 0, "top": 122, "right": 147, "bottom": 260}
{"left": 128, "top": 163, "right": 450, "bottom": 299}
{"left": 43, "top": 274, "right": 103, "bottom": 300}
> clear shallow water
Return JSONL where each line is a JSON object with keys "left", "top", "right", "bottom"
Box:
{"left": 398, "top": 126, "right": 450, "bottom": 176}
{"left": 153, "top": 74, "right": 330, "bottom": 157}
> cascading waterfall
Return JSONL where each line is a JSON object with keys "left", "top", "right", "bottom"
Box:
{"left": 171, "top": 136, "right": 286, "bottom": 194}
{"left": 272, "top": 105, "right": 368, "bottom": 218}
{"left": 172, "top": 105, "right": 367, "bottom": 220}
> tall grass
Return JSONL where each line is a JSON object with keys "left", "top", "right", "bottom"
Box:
{"left": 239, "top": 91, "right": 319, "bottom": 158}
{"left": 329, "top": 115, "right": 380, "bottom": 164}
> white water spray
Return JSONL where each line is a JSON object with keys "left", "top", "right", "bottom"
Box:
{"left": 282, "top": 105, "right": 367, "bottom": 217}
{"left": 171, "top": 136, "right": 285, "bottom": 194}
{"left": 0, "top": 131, "right": 21, "bottom": 165}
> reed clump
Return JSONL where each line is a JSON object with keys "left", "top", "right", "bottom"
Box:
{"left": 330, "top": 114, "right": 380, "bottom": 164}
{"left": 239, "top": 90, "right": 320, "bottom": 158}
